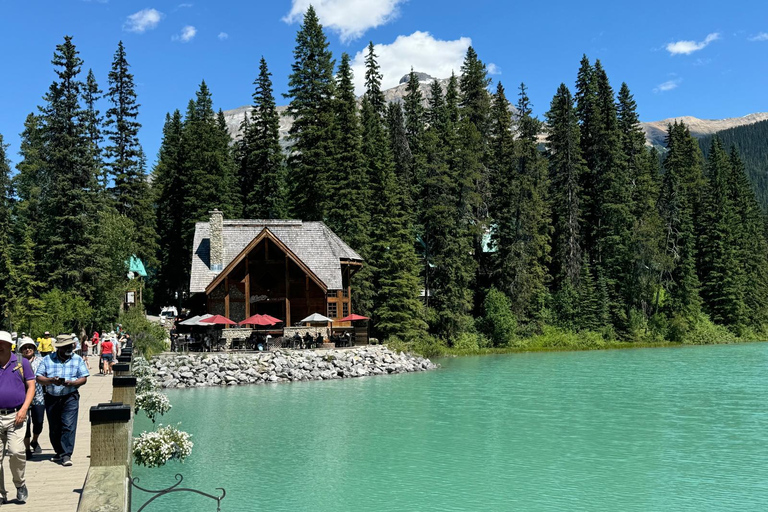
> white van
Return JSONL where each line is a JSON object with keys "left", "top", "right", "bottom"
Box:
{"left": 160, "top": 306, "right": 178, "bottom": 325}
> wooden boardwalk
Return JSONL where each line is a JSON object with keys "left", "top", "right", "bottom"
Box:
{"left": 8, "top": 355, "right": 115, "bottom": 511}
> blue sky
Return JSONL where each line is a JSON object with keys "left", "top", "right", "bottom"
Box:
{"left": 1, "top": 0, "right": 767, "bottom": 168}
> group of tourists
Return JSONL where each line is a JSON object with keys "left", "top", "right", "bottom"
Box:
{"left": 0, "top": 327, "right": 120, "bottom": 505}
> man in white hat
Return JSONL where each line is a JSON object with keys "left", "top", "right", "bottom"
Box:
{"left": 0, "top": 331, "right": 35, "bottom": 504}
{"left": 35, "top": 335, "right": 89, "bottom": 467}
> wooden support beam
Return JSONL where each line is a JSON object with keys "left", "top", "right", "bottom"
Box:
{"left": 224, "top": 276, "right": 230, "bottom": 323}
{"left": 245, "top": 256, "right": 250, "bottom": 320}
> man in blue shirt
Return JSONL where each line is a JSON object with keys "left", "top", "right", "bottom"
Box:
{"left": 35, "top": 335, "right": 89, "bottom": 467}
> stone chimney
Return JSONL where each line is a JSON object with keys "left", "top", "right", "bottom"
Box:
{"left": 209, "top": 209, "right": 224, "bottom": 272}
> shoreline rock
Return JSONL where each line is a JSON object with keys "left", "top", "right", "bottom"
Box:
{"left": 150, "top": 346, "right": 438, "bottom": 389}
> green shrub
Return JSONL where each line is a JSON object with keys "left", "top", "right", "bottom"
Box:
{"left": 478, "top": 287, "right": 518, "bottom": 347}
{"left": 526, "top": 325, "right": 607, "bottom": 350}
{"left": 118, "top": 307, "right": 167, "bottom": 357}
{"left": 683, "top": 314, "right": 737, "bottom": 345}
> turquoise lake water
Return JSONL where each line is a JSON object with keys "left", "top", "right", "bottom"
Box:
{"left": 132, "top": 343, "right": 768, "bottom": 511}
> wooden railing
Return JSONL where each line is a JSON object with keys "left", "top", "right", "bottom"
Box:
{"left": 77, "top": 347, "right": 135, "bottom": 512}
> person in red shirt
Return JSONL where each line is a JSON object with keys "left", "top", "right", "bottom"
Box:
{"left": 99, "top": 338, "right": 114, "bottom": 375}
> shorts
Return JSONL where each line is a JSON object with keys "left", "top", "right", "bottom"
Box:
{"left": 101, "top": 354, "right": 113, "bottom": 362}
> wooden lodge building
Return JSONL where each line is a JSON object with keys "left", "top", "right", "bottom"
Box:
{"left": 189, "top": 210, "right": 364, "bottom": 327}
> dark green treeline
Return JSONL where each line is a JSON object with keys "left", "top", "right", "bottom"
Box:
{"left": 3, "top": 13, "right": 768, "bottom": 347}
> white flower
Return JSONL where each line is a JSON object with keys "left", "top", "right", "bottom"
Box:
{"left": 133, "top": 424, "right": 193, "bottom": 468}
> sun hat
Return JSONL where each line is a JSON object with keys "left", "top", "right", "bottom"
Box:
{"left": 17, "top": 337, "right": 36, "bottom": 351}
{"left": 0, "top": 331, "right": 12, "bottom": 345}
{"left": 53, "top": 334, "right": 76, "bottom": 348}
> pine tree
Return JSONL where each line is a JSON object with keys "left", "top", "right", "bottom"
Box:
{"left": 493, "top": 83, "right": 550, "bottom": 322}
{"left": 13, "top": 114, "right": 47, "bottom": 260}
{"left": 0, "top": 135, "right": 13, "bottom": 327}
{"left": 545, "top": 83, "right": 584, "bottom": 290}
{"left": 240, "top": 57, "right": 286, "bottom": 219}
{"left": 386, "top": 102, "right": 415, "bottom": 216}
{"left": 458, "top": 46, "right": 492, "bottom": 138}
{"left": 104, "top": 41, "right": 158, "bottom": 266}
{"left": 419, "top": 75, "right": 476, "bottom": 339}
{"left": 152, "top": 111, "right": 186, "bottom": 306}
{"left": 658, "top": 122, "right": 703, "bottom": 321}
{"left": 180, "top": 81, "right": 241, "bottom": 247}
{"left": 403, "top": 68, "right": 425, "bottom": 154}
{"left": 38, "top": 36, "right": 101, "bottom": 296}
{"left": 728, "top": 147, "right": 768, "bottom": 326}
{"left": 82, "top": 69, "right": 105, "bottom": 191}
{"left": 574, "top": 55, "right": 599, "bottom": 253}
{"left": 284, "top": 6, "right": 337, "bottom": 220}
{"left": 328, "top": 52, "right": 373, "bottom": 317}
{"left": 698, "top": 139, "right": 745, "bottom": 326}
{"left": 617, "top": 83, "right": 664, "bottom": 322}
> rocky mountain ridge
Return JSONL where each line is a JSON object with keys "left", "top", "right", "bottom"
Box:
{"left": 222, "top": 74, "right": 768, "bottom": 147}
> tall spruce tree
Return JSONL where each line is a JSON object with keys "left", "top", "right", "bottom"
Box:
{"left": 387, "top": 102, "right": 416, "bottom": 216}
{"left": 104, "top": 41, "right": 157, "bottom": 266}
{"left": 403, "top": 68, "right": 425, "bottom": 154}
{"left": 419, "top": 76, "right": 476, "bottom": 338}
{"left": 617, "top": 83, "right": 664, "bottom": 321}
{"left": 545, "top": 83, "right": 584, "bottom": 291}
{"left": 728, "top": 147, "right": 768, "bottom": 326}
{"left": 698, "top": 139, "right": 745, "bottom": 326}
{"left": 284, "top": 6, "right": 337, "bottom": 220}
{"left": 0, "top": 135, "right": 12, "bottom": 327}
{"left": 180, "top": 82, "right": 241, "bottom": 249}
{"left": 38, "top": 36, "right": 101, "bottom": 296}
{"left": 329, "top": 52, "right": 373, "bottom": 316}
{"left": 658, "top": 122, "right": 703, "bottom": 323}
{"left": 493, "top": 83, "right": 550, "bottom": 322}
{"left": 82, "top": 69, "right": 105, "bottom": 191}
{"left": 153, "top": 110, "right": 187, "bottom": 307}
{"left": 240, "top": 57, "right": 286, "bottom": 219}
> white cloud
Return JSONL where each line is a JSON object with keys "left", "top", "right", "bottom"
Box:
{"left": 665, "top": 32, "right": 720, "bottom": 55}
{"left": 654, "top": 78, "right": 682, "bottom": 93}
{"left": 749, "top": 32, "right": 768, "bottom": 42}
{"left": 218, "top": 32, "right": 229, "bottom": 40}
{"left": 350, "top": 32, "right": 475, "bottom": 95}
{"left": 178, "top": 3, "right": 193, "bottom": 7}
{"left": 124, "top": 8, "right": 164, "bottom": 33}
{"left": 486, "top": 63, "right": 501, "bottom": 75}
{"left": 284, "top": 0, "right": 406, "bottom": 43}
{"left": 172, "top": 25, "right": 197, "bottom": 42}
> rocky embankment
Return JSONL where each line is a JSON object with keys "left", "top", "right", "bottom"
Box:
{"left": 151, "top": 346, "right": 437, "bottom": 389}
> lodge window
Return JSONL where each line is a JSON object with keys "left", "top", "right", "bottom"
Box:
{"left": 328, "top": 302, "right": 338, "bottom": 318}
{"left": 342, "top": 302, "right": 349, "bottom": 318}
{"left": 327, "top": 290, "right": 338, "bottom": 299}
{"left": 343, "top": 288, "right": 349, "bottom": 298}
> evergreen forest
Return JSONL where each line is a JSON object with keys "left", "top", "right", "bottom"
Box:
{"left": 2, "top": 7, "right": 768, "bottom": 354}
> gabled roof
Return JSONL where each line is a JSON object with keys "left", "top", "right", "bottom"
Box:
{"left": 189, "top": 219, "right": 363, "bottom": 294}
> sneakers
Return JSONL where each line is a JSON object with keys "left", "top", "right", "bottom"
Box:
{"left": 51, "top": 453, "right": 63, "bottom": 462}
{"left": 30, "top": 441, "right": 41, "bottom": 454}
{"left": 16, "top": 485, "right": 27, "bottom": 503}
{"left": 61, "top": 455, "right": 72, "bottom": 467}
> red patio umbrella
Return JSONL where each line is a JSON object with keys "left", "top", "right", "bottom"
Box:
{"left": 239, "top": 314, "right": 280, "bottom": 326}
{"left": 336, "top": 314, "right": 369, "bottom": 322}
{"left": 199, "top": 314, "right": 238, "bottom": 325}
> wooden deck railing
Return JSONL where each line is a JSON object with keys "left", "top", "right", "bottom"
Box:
{"left": 77, "top": 348, "right": 135, "bottom": 512}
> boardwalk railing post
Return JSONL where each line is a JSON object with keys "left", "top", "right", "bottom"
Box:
{"left": 89, "top": 402, "right": 133, "bottom": 470}
{"left": 78, "top": 403, "right": 133, "bottom": 512}
{"left": 113, "top": 362, "right": 131, "bottom": 376}
{"left": 112, "top": 375, "right": 137, "bottom": 409}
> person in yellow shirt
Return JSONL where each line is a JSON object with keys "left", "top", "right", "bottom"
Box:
{"left": 37, "top": 332, "right": 53, "bottom": 357}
